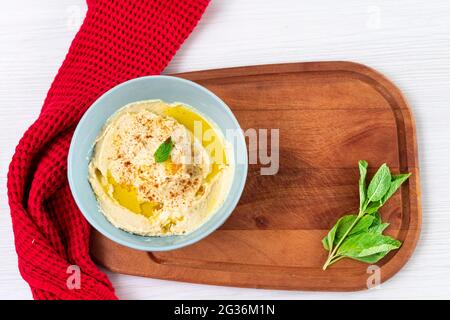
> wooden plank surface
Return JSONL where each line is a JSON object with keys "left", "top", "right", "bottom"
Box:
{"left": 90, "top": 62, "right": 421, "bottom": 291}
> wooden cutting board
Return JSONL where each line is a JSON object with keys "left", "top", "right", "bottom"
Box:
{"left": 90, "top": 61, "right": 421, "bottom": 291}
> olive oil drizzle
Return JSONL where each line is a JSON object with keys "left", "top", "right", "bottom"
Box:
{"left": 96, "top": 170, "right": 160, "bottom": 217}
{"left": 164, "top": 104, "right": 227, "bottom": 182}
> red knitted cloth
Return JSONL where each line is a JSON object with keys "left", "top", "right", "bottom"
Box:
{"left": 7, "top": 0, "right": 209, "bottom": 300}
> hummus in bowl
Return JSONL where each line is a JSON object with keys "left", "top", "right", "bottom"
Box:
{"left": 68, "top": 75, "right": 247, "bottom": 251}
{"left": 88, "top": 100, "right": 233, "bottom": 236}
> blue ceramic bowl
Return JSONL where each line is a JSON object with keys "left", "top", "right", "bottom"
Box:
{"left": 68, "top": 76, "right": 248, "bottom": 251}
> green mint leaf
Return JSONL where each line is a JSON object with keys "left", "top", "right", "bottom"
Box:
{"left": 322, "top": 226, "right": 336, "bottom": 251}
{"left": 322, "top": 226, "right": 334, "bottom": 251}
{"left": 351, "top": 250, "right": 390, "bottom": 264}
{"left": 337, "top": 232, "right": 401, "bottom": 259}
{"left": 368, "top": 211, "right": 382, "bottom": 226}
{"left": 332, "top": 215, "right": 357, "bottom": 244}
{"left": 322, "top": 236, "right": 331, "bottom": 251}
{"left": 337, "top": 215, "right": 374, "bottom": 240}
{"left": 358, "top": 160, "right": 368, "bottom": 211}
{"left": 154, "top": 137, "right": 174, "bottom": 163}
{"left": 322, "top": 214, "right": 374, "bottom": 251}
{"left": 365, "top": 200, "right": 382, "bottom": 214}
{"left": 366, "top": 211, "right": 389, "bottom": 233}
{"left": 367, "top": 163, "right": 391, "bottom": 203}
{"left": 322, "top": 215, "right": 349, "bottom": 251}
{"left": 381, "top": 173, "right": 411, "bottom": 205}
{"left": 368, "top": 222, "right": 390, "bottom": 234}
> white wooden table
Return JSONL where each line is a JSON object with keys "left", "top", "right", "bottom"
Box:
{"left": 1, "top": 0, "right": 450, "bottom": 300}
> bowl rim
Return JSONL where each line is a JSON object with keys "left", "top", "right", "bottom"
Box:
{"left": 67, "top": 75, "right": 248, "bottom": 251}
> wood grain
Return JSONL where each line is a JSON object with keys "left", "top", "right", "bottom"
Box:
{"left": 90, "top": 61, "right": 421, "bottom": 291}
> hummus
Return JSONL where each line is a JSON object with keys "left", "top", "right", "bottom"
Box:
{"left": 88, "top": 100, "right": 233, "bottom": 236}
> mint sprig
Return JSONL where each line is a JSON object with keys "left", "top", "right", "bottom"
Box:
{"left": 322, "top": 160, "right": 411, "bottom": 270}
{"left": 154, "top": 137, "right": 173, "bottom": 163}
